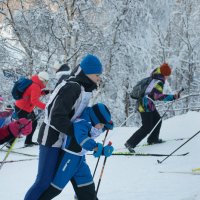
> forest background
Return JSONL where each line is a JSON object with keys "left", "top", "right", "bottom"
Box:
{"left": 0, "top": 0, "right": 200, "bottom": 126}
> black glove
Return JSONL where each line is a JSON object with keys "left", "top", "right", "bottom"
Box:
{"left": 43, "top": 89, "right": 52, "bottom": 95}
{"left": 174, "top": 88, "right": 184, "bottom": 99}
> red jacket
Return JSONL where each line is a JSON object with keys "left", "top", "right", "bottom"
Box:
{"left": 15, "top": 75, "right": 46, "bottom": 113}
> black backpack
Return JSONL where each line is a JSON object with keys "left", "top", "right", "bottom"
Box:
{"left": 11, "top": 77, "right": 33, "bottom": 100}
{"left": 130, "top": 77, "right": 152, "bottom": 100}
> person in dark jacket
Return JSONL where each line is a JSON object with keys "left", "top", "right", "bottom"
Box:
{"left": 52, "top": 63, "right": 71, "bottom": 84}
{"left": 0, "top": 118, "right": 32, "bottom": 145}
{"left": 24, "top": 54, "right": 103, "bottom": 200}
{"left": 125, "top": 63, "right": 181, "bottom": 153}
{"left": 38, "top": 103, "right": 114, "bottom": 200}
{"left": 14, "top": 71, "right": 50, "bottom": 147}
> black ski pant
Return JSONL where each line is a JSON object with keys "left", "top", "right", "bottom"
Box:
{"left": 71, "top": 178, "right": 98, "bottom": 200}
{"left": 126, "top": 110, "right": 162, "bottom": 148}
{"left": 38, "top": 180, "right": 98, "bottom": 200}
{"left": 15, "top": 105, "right": 38, "bottom": 144}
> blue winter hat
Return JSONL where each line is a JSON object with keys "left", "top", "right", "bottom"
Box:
{"left": 89, "top": 103, "right": 111, "bottom": 125}
{"left": 80, "top": 54, "right": 103, "bottom": 74}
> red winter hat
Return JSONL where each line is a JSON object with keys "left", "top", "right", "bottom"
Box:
{"left": 160, "top": 63, "right": 171, "bottom": 76}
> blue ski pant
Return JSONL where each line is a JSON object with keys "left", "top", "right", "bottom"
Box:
{"left": 52, "top": 152, "right": 93, "bottom": 189}
{"left": 39, "top": 151, "right": 96, "bottom": 200}
{"left": 24, "top": 145, "right": 60, "bottom": 200}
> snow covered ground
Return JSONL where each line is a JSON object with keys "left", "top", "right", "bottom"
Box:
{"left": 1, "top": 111, "right": 200, "bottom": 200}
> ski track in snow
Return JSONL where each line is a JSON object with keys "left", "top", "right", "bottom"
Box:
{"left": 0, "top": 111, "right": 200, "bottom": 200}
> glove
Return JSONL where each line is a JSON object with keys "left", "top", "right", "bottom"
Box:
{"left": 8, "top": 118, "right": 32, "bottom": 137}
{"left": 174, "top": 88, "right": 184, "bottom": 100}
{"left": 42, "top": 89, "right": 53, "bottom": 95}
{"left": 103, "top": 144, "right": 114, "bottom": 157}
{"left": 93, "top": 143, "right": 114, "bottom": 158}
{"left": 104, "top": 120, "right": 114, "bottom": 130}
{"left": 93, "top": 143, "right": 103, "bottom": 158}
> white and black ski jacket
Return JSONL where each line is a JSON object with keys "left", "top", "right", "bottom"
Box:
{"left": 37, "top": 66, "right": 97, "bottom": 148}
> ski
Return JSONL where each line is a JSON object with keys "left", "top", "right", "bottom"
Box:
{"left": 159, "top": 171, "right": 200, "bottom": 175}
{"left": 13, "top": 143, "right": 39, "bottom": 150}
{"left": 111, "top": 152, "right": 189, "bottom": 157}
{"left": 14, "top": 146, "right": 34, "bottom": 150}
{"left": 138, "top": 137, "right": 188, "bottom": 147}
{"left": 0, "top": 158, "right": 38, "bottom": 164}
{"left": 115, "top": 137, "right": 188, "bottom": 152}
{"left": 0, "top": 149, "right": 38, "bottom": 157}
{"left": 192, "top": 167, "right": 200, "bottom": 172}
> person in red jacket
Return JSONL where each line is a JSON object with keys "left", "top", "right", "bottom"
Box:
{"left": 0, "top": 118, "right": 32, "bottom": 145}
{"left": 14, "top": 71, "right": 50, "bottom": 147}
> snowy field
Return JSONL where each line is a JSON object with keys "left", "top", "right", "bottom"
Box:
{"left": 1, "top": 111, "right": 200, "bottom": 200}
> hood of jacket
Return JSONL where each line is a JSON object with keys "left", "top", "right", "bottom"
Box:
{"left": 31, "top": 75, "right": 46, "bottom": 89}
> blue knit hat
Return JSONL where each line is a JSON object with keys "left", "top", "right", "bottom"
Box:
{"left": 89, "top": 103, "right": 111, "bottom": 125}
{"left": 80, "top": 54, "right": 103, "bottom": 74}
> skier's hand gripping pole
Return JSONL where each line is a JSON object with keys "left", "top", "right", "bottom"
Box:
{"left": 95, "top": 141, "right": 113, "bottom": 196}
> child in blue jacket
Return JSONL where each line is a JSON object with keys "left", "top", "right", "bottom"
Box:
{"left": 39, "top": 103, "right": 114, "bottom": 200}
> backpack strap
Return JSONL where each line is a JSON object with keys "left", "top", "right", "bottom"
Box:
{"left": 145, "top": 79, "right": 160, "bottom": 95}
{"left": 44, "top": 80, "right": 80, "bottom": 124}
{"left": 144, "top": 79, "right": 161, "bottom": 103}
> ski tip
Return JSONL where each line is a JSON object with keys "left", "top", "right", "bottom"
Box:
{"left": 192, "top": 167, "right": 200, "bottom": 172}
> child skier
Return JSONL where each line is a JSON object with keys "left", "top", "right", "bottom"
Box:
{"left": 0, "top": 118, "right": 32, "bottom": 145}
{"left": 38, "top": 103, "right": 114, "bottom": 200}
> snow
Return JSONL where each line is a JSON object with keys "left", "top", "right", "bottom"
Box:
{"left": 1, "top": 111, "right": 200, "bottom": 200}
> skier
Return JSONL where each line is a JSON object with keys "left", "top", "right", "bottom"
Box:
{"left": 52, "top": 62, "right": 71, "bottom": 84}
{"left": 0, "top": 118, "right": 32, "bottom": 145}
{"left": 125, "top": 63, "right": 180, "bottom": 152}
{"left": 13, "top": 71, "right": 50, "bottom": 147}
{"left": 38, "top": 103, "right": 114, "bottom": 200}
{"left": 24, "top": 54, "right": 103, "bottom": 200}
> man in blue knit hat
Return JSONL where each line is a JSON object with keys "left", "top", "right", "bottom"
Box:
{"left": 38, "top": 103, "right": 114, "bottom": 200}
{"left": 80, "top": 54, "right": 102, "bottom": 85}
{"left": 25, "top": 54, "right": 104, "bottom": 200}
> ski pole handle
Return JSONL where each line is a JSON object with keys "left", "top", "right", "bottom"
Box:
{"left": 108, "top": 141, "right": 112, "bottom": 146}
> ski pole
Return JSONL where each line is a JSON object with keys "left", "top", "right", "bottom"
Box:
{"left": 0, "top": 137, "right": 17, "bottom": 150}
{"left": 147, "top": 88, "right": 184, "bottom": 137}
{"left": 147, "top": 102, "right": 174, "bottom": 137}
{"left": 95, "top": 141, "right": 112, "bottom": 196}
{"left": 0, "top": 137, "right": 18, "bottom": 170}
{"left": 93, "top": 129, "right": 109, "bottom": 178}
{"left": 73, "top": 130, "right": 110, "bottom": 199}
{"left": 0, "top": 119, "right": 31, "bottom": 169}
{"left": 119, "top": 112, "right": 135, "bottom": 127}
{"left": 157, "top": 129, "right": 200, "bottom": 164}
{"left": 0, "top": 117, "right": 34, "bottom": 169}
